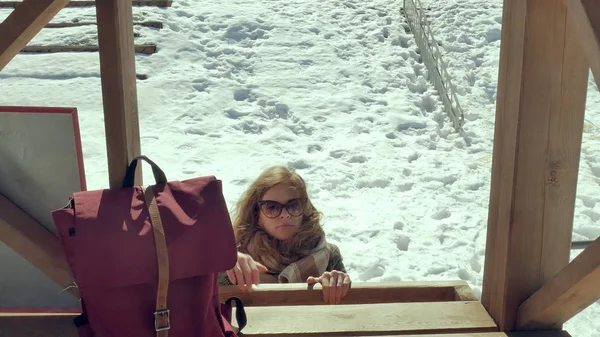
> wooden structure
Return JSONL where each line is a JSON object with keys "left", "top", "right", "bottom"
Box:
{"left": 0, "top": 282, "right": 571, "bottom": 336}
{"left": 0, "top": 0, "right": 599, "bottom": 336}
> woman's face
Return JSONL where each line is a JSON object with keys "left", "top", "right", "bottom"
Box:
{"left": 257, "top": 184, "right": 305, "bottom": 241}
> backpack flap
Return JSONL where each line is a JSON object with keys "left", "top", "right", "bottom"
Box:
{"left": 52, "top": 176, "right": 237, "bottom": 290}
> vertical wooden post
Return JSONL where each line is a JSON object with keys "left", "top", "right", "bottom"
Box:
{"left": 482, "top": 0, "right": 588, "bottom": 331}
{"left": 95, "top": 0, "right": 142, "bottom": 188}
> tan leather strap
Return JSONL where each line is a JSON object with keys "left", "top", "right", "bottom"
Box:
{"left": 143, "top": 186, "right": 170, "bottom": 337}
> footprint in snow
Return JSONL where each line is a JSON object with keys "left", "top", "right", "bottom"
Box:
{"left": 431, "top": 208, "right": 451, "bottom": 220}
{"left": 579, "top": 195, "right": 599, "bottom": 208}
{"left": 233, "top": 88, "right": 252, "bottom": 101}
{"left": 347, "top": 155, "right": 367, "bottom": 164}
{"left": 307, "top": 144, "right": 323, "bottom": 153}
{"left": 393, "top": 221, "right": 405, "bottom": 230}
{"left": 394, "top": 234, "right": 411, "bottom": 251}
{"left": 359, "top": 265, "right": 385, "bottom": 281}
{"left": 329, "top": 150, "right": 347, "bottom": 159}
{"left": 397, "top": 182, "right": 413, "bottom": 192}
{"left": 356, "top": 178, "right": 391, "bottom": 189}
{"left": 288, "top": 160, "right": 311, "bottom": 170}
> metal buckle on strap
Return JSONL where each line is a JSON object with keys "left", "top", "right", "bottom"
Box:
{"left": 154, "top": 309, "right": 171, "bottom": 331}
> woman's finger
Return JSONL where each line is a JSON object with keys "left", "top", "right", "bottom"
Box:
{"left": 234, "top": 263, "right": 245, "bottom": 291}
{"left": 239, "top": 257, "right": 253, "bottom": 291}
{"left": 249, "top": 260, "right": 260, "bottom": 286}
{"left": 342, "top": 274, "right": 351, "bottom": 297}
{"left": 306, "top": 276, "right": 320, "bottom": 285}
{"left": 255, "top": 261, "right": 269, "bottom": 273}
{"left": 226, "top": 269, "right": 236, "bottom": 285}
{"left": 320, "top": 272, "right": 332, "bottom": 304}
{"left": 334, "top": 272, "right": 344, "bottom": 304}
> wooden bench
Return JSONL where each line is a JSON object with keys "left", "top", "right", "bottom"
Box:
{"left": 0, "top": 281, "right": 572, "bottom": 336}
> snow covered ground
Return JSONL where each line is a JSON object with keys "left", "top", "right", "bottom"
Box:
{"left": 0, "top": 0, "right": 598, "bottom": 335}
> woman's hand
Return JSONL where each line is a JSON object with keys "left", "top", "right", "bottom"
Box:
{"left": 226, "top": 252, "right": 268, "bottom": 291}
{"left": 306, "top": 270, "right": 351, "bottom": 304}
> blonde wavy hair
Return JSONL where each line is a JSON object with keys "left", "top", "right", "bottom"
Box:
{"left": 232, "top": 165, "right": 325, "bottom": 272}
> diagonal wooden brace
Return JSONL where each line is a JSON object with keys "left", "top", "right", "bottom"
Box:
{"left": 564, "top": 0, "right": 600, "bottom": 89}
{"left": 0, "top": 0, "right": 71, "bottom": 71}
{"left": 0, "top": 194, "right": 77, "bottom": 297}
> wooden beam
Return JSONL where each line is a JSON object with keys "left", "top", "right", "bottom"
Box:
{"left": 44, "top": 21, "right": 163, "bottom": 29}
{"left": 20, "top": 44, "right": 156, "bottom": 55}
{"left": 219, "top": 281, "right": 467, "bottom": 306}
{"left": 0, "top": 309, "right": 571, "bottom": 337}
{"left": 516, "top": 236, "right": 600, "bottom": 329}
{"left": 481, "top": 0, "right": 588, "bottom": 331}
{"left": 0, "top": 313, "right": 78, "bottom": 337}
{"left": 506, "top": 332, "right": 571, "bottom": 337}
{"left": 454, "top": 283, "right": 479, "bottom": 301}
{"left": 233, "top": 301, "right": 497, "bottom": 336}
{"left": 0, "top": 194, "right": 77, "bottom": 297}
{"left": 0, "top": 0, "right": 173, "bottom": 7}
{"left": 0, "top": 308, "right": 499, "bottom": 337}
{"left": 563, "top": 0, "right": 600, "bottom": 89}
{"left": 0, "top": 0, "right": 71, "bottom": 71}
{"left": 95, "top": 0, "right": 142, "bottom": 188}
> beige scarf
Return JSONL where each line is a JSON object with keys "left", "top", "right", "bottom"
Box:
{"left": 277, "top": 236, "right": 331, "bottom": 283}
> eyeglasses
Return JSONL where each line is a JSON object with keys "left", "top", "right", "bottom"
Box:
{"left": 257, "top": 198, "right": 305, "bottom": 218}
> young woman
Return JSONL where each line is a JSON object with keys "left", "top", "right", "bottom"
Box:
{"left": 219, "top": 166, "right": 351, "bottom": 304}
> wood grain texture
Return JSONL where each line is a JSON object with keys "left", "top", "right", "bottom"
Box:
{"left": 45, "top": 21, "right": 163, "bottom": 29}
{"left": 0, "top": 314, "right": 78, "bottom": 337}
{"left": 234, "top": 301, "right": 498, "bottom": 336}
{"left": 482, "top": 0, "right": 588, "bottom": 330}
{"left": 20, "top": 44, "right": 156, "bottom": 54}
{"left": 564, "top": 0, "right": 600, "bottom": 89}
{"left": 517, "top": 236, "right": 600, "bottom": 329}
{"left": 0, "top": 0, "right": 172, "bottom": 7}
{"left": 506, "top": 332, "right": 571, "bottom": 337}
{"left": 219, "top": 281, "right": 466, "bottom": 306}
{"left": 0, "top": 194, "right": 77, "bottom": 297}
{"left": 0, "top": 0, "right": 71, "bottom": 70}
{"left": 0, "top": 311, "right": 571, "bottom": 337}
{"left": 95, "top": 0, "right": 143, "bottom": 188}
{"left": 453, "top": 284, "right": 479, "bottom": 301}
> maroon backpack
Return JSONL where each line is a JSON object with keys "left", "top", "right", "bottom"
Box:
{"left": 52, "top": 156, "right": 246, "bottom": 337}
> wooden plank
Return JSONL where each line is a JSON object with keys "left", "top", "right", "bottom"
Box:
{"left": 0, "top": 308, "right": 500, "bottom": 337}
{"left": 563, "top": 0, "right": 600, "bottom": 89}
{"left": 0, "top": 314, "right": 78, "bottom": 337}
{"left": 95, "top": 0, "right": 142, "bottom": 188}
{"left": 0, "top": 0, "right": 172, "bottom": 7}
{"left": 0, "top": 311, "right": 565, "bottom": 337}
{"left": 516, "top": 236, "right": 600, "bottom": 329}
{"left": 45, "top": 20, "right": 163, "bottom": 29}
{"left": 0, "top": 0, "right": 71, "bottom": 71}
{"left": 481, "top": 0, "right": 588, "bottom": 331}
{"left": 363, "top": 334, "right": 507, "bottom": 337}
{"left": 20, "top": 44, "right": 156, "bottom": 54}
{"left": 0, "top": 194, "right": 77, "bottom": 297}
{"left": 353, "top": 333, "right": 569, "bottom": 337}
{"left": 507, "top": 332, "right": 571, "bottom": 337}
{"left": 233, "top": 301, "right": 498, "bottom": 336}
{"left": 538, "top": 3, "right": 588, "bottom": 284}
{"left": 371, "top": 334, "right": 508, "bottom": 337}
{"left": 220, "top": 281, "right": 466, "bottom": 306}
{"left": 453, "top": 284, "right": 479, "bottom": 301}
{"left": 0, "top": 309, "right": 571, "bottom": 337}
